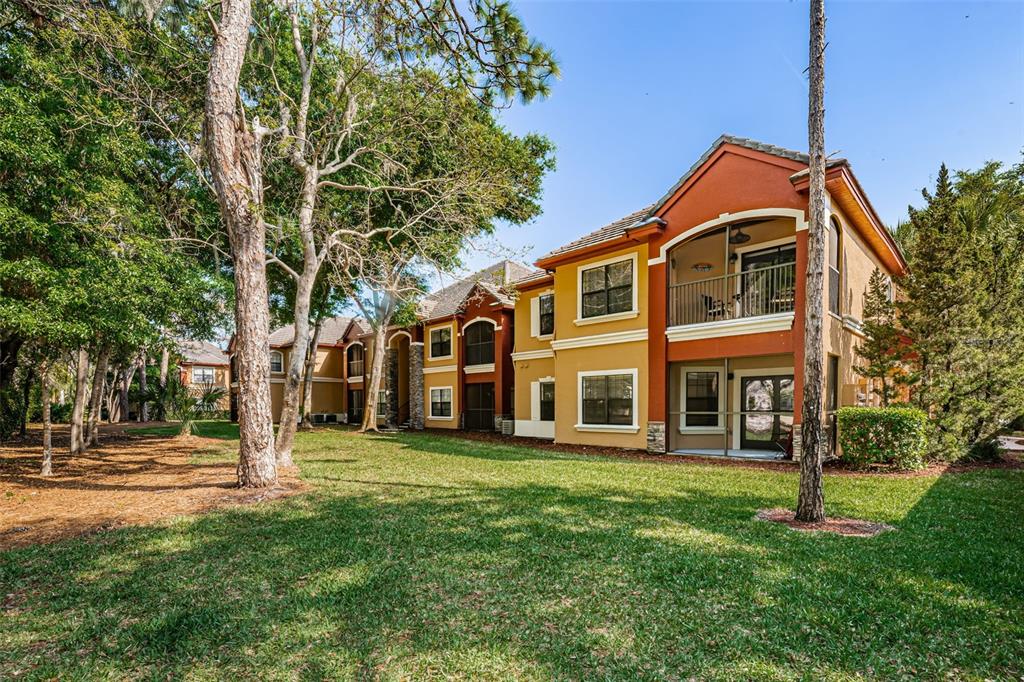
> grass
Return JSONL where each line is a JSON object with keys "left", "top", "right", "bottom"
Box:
{"left": 2, "top": 425, "right": 1022, "bottom": 680}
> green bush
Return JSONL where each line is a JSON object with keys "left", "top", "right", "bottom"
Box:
{"left": 837, "top": 406, "right": 929, "bottom": 470}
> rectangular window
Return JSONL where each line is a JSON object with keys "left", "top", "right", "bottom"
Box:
{"left": 430, "top": 327, "right": 452, "bottom": 359}
{"left": 539, "top": 382, "right": 555, "bottom": 421}
{"left": 581, "top": 259, "right": 633, "bottom": 319}
{"left": 192, "top": 367, "right": 215, "bottom": 384}
{"left": 538, "top": 294, "right": 554, "bottom": 336}
{"left": 430, "top": 387, "right": 453, "bottom": 419}
{"left": 376, "top": 390, "right": 387, "bottom": 418}
{"left": 828, "top": 219, "right": 841, "bottom": 316}
{"left": 582, "top": 374, "right": 634, "bottom": 425}
{"left": 347, "top": 345, "right": 364, "bottom": 378}
{"left": 684, "top": 371, "right": 721, "bottom": 428}
{"left": 348, "top": 389, "right": 364, "bottom": 422}
{"left": 270, "top": 352, "right": 283, "bottom": 373}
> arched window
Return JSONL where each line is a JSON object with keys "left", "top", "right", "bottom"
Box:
{"left": 269, "top": 350, "right": 283, "bottom": 374}
{"left": 347, "top": 344, "right": 364, "bottom": 378}
{"left": 828, "top": 217, "right": 842, "bottom": 316}
{"left": 464, "top": 321, "right": 495, "bottom": 366}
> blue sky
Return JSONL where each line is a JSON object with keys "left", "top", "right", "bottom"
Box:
{"left": 456, "top": 0, "right": 1024, "bottom": 277}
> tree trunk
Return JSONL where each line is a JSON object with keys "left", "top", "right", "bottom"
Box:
{"left": 361, "top": 324, "right": 389, "bottom": 432}
{"left": 300, "top": 320, "right": 323, "bottom": 431}
{"left": 159, "top": 346, "right": 170, "bottom": 389}
{"left": 137, "top": 352, "right": 149, "bottom": 422}
{"left": 796, "top": 0, "right": 827, "bottom": 523}
{"left": 106, "top": 367, "right": 118, "bottom": 423}
{"left": 19, "top": 365, "right": 34, "bottom": 438}
{"left": 118, "top": 365, "right": 135, "bottom": 423}
{"left": 69, "top": 348, "right": 90, "bottom": 456}
{"left": 86, "top": 347, "right": 109, "bottom": 447}
{"left": 40, "top": 363, "right": 52, "bottom": 476}
{"left": 274, "top": 172, "right": 319, "bottom": 466}
{"left": 205, "top": 0, "right": 277, "bottom": 488}
{"left": 0, "top": 335, "right": 23, "bottom": 394}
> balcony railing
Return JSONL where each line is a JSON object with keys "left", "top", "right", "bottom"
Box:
{"left": 668, "top": 261, "right": 796, "bottom": 327}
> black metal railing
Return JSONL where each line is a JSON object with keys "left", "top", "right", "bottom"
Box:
{"left": 668, "top": 262, "right": 796, "bottom": 327}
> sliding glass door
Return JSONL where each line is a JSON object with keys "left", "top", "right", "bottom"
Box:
{"left": 739, "top": 375, "right": 794, "bottom": 452}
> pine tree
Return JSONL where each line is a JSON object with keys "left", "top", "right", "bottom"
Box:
{"left": 898, "top": 162, "right": 1024, "bottom": 458}
{"left": 854, "top": 269, "right": 904, "bottom": 406}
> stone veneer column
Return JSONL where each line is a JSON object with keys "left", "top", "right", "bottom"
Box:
{"left": 386, "top": 348, "right": 399, "bottom": 426}
{"left": 646, "top": 421, "right": 666, "bottom": 454}
{"left": 409, "top": 342, "right": 424, "bottom": 430}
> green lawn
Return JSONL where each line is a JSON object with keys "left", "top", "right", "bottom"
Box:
{"left": 2, "top": 426, "right": 1022, "bottom": 680}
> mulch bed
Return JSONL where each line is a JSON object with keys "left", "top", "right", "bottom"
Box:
{"left": 0, "top": 424, "right": 303, "bottom": 550}
{"left": 755, "top": 508, "right": 895, "bottom": 537}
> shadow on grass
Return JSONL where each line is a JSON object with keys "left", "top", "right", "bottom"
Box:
{"left": 1, "top": 434, "right": 1021, "bottom": 680}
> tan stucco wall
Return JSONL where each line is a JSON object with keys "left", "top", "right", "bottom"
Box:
{"left": 311, "top": 381, "right": 344, "bottom": 414}
{"left": 423, "top": 370, "right": 459, "bottom": 429}
{"left": 819, "top": 203, "right": 900, "bottom": 410}
{"left": 553, "top": 340, "right": 648, "bottom": 449}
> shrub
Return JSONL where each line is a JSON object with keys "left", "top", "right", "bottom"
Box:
{"left": 837, "top": 406, "right": 929, "bottom": 470}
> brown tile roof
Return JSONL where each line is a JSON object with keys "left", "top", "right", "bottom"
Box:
{"left": 539, "top": 134, "right": 848, "bottom": 263}
{"left": 511, "top": 269, "right": 553, "bottom": 288}
{"left": 268, "top": 316, "right": 353, "bottom": 347}
{"left": 418, "top": 260, "right": 533, "bottom": 321}
{"left": 538, "top": 205, "right": 657, "bottom": 261}
{"left": 178, "top": 339, "right": 228, "bottom": 366}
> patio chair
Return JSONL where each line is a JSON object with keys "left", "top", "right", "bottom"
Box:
{"left": 702, "top": 295, "right": 727, "bottom": 321}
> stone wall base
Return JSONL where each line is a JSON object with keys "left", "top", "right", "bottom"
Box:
{"left": 646, "top": 421, "right": 666, "bottom": 454}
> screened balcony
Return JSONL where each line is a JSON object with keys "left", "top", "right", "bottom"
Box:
{"left": 666, "top": 217, "right": 798, "bottom": 329}
{"left": 668, "top": 261, "right": 796, "bottom": 327}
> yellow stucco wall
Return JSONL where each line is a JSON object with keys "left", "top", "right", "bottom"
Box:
{"left": 513, "top": 357, "right": 555, "bottom": 419}
{"left": 552, "top": 245, "right": 649, "bottom": 340}
{"left": 553, "top": 340, "right": 648, "bottom": 449}
{"left": 424, "top": 320, "right": 457, "bottom": 367}
{"left": 423, "top": 370, "right": 459, "bottom": 429}
{"left": 514, "top": 285, "right": 556, "bottom": 353}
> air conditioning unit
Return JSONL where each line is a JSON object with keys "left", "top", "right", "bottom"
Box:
{"left": 325, "top": 414, "right": 337, "bottom": 424}
{"left": 313, "top": 413, "right": 327, "bottom": 424}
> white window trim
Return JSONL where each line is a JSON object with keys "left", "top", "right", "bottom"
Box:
{"left": 460, "top": 316, "right": 501, "bottom": 335}
{"left": 345, "top": 341, "right": 365, "bottom": 380}
{"left": 388, "top": 330, "right": 412, "bottom": 347}
{"left": 679, "top": 365, "right": 726, "bottom": 434}
{"left": 575, "top": 368, "right": 640, "bottom": 433}
{"left": 427, "top": 323, "right": 455, "bottom": 361}
{"left": 269, "top": 350, "right": 284, "bottom": 374}
{"left": 464, "top": 363, "right": 495, "bottom": 374}
{"left": 532, "top": 290, "right": 555, "bottom": 340}
{"left": 575, "top": 252, "right": 639, "bottom": 326}
{"left": 428, "top": 385, "right": 455, "bottom": 421}
{"left": 192, "top": 366, "right": 216, "bottom": 384}
{"left": 531, "top": 376, "right": 556, "bottom": 422}
{"left": 730, "top": 366, "right": 795, "bottom": 450}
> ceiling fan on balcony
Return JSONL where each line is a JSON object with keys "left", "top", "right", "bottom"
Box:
{"left": 727, "top": 218, "right": 773, "bottom": 245}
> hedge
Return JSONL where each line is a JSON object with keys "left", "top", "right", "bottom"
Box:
{"left": 837, "top": 406, "right": 929, "bottom": 470}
